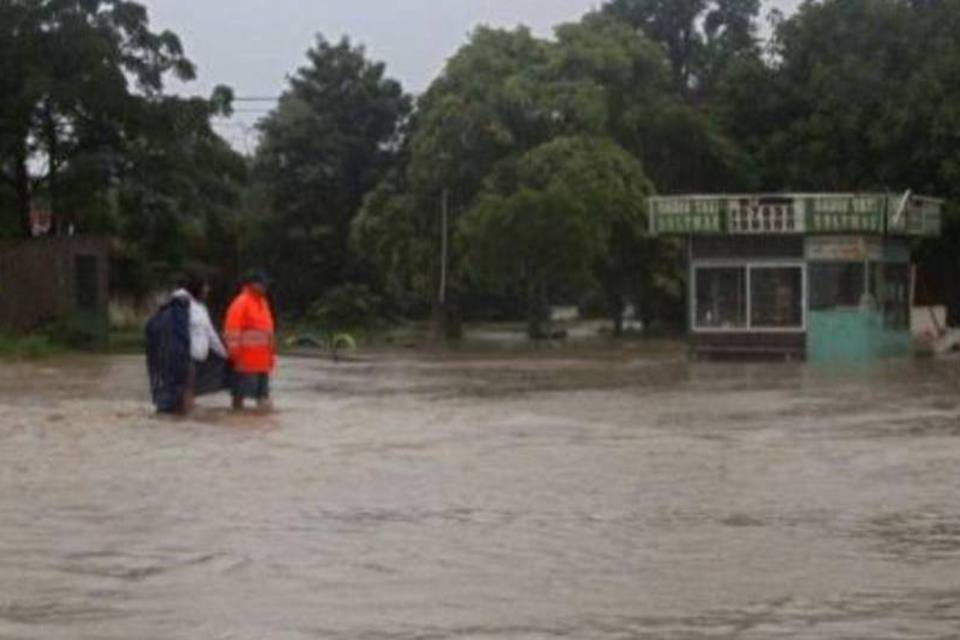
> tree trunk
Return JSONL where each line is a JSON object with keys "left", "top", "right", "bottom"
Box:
{"left": 609, "top": 293, "right": 625, "bottom": 337}
{"left": 526, "top": 278, "right": 550, "bottom": 340}
{"left": 43, "top": 104, "right": 59, "bottom": 235}
{"left": 431, "top": 295, "right": 462, "bottom": 342}
{"left": 14, "top": 145, "right": 31, "bottom": 238}
{"left": 525, "top": 277, "right": 540, "bottom": 340}
{"left": 443, "top": 299, "right": 462, "bottom": 341}
{"left": 526, "top": 309, "right": 543, "bottom": 341}
{"left": 613, "top": 309, "right": 624, "bottom": 337}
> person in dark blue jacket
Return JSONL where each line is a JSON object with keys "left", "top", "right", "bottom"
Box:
{"left": 145, "top": 292, "right": 191, "bottom": 413}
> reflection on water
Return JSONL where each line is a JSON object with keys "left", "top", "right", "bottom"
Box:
{"left": 2, "top": 350, "right": 960, "bottom": 638}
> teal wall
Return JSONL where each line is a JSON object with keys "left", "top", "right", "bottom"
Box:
{"left": 807, "top": 310, "right": 912, "bottom": 363}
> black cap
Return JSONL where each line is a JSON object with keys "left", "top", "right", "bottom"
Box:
{"left": 179, "top": 271, "right": 207, "bottom": 299}
{"left": 243, "top": 269, "right": 269, "bottom": 287}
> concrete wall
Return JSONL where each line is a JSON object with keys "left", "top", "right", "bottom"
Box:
{"left": 0, "top": 237, "right": 110, "bottom": 331}
{"left": 807, "top": 309, "right": 912, "bottom": 362}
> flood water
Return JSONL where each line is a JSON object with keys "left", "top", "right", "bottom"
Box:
{"left": 2, "top": 347, "right": 960, "bottom": 639}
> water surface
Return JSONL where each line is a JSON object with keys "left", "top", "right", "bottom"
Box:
{"left": 1, "top": 350, "right": 960, "bottom": 638}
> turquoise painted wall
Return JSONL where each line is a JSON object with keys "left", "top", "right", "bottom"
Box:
{"left": 807, "top": 310, "right": 911, "bottom": 362}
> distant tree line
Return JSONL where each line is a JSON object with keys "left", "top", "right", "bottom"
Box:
{"left": 2, "top": 0, "right": 960, "bottom": 335}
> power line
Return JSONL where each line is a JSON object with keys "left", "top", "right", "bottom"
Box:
{"left": 232, "top": 96, "right": 281, "bottom": 102}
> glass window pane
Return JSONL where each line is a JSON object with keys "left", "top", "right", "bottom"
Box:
{"left": 695, "top": 267, "right": 746, "bottom": 329}
{"left": 808, "top": 263, "right": 865, "bottom": 310}
{"left": 750, "top": 267, "right": 803, "bottom": 328}
{"left": 874, "top": 263, "right": 910, "bottom": 330}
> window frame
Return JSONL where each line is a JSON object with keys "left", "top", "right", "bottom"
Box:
{"left": 691, "top": 260, "right": 807, "bottom": 333}
{"left": 807, "top": 261, "right": 870, "bottom": 312}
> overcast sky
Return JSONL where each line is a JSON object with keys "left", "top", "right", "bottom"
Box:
{"left": 146, "top": 0, "right": 804, "bottom": 151}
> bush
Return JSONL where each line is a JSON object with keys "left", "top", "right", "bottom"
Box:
{"left": 0, "top": 333, "right": 59, "bottom": 359}
{"left": 51, "top": 311, "right": 109, "bottom": 349}
{"left": 0, "top": 311, "right": 109, "bottom": 358}
{"left": 309, "top": 284, "right": 383, "bottom": 334}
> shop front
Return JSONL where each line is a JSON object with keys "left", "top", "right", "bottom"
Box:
{"left": 649, "top": 193, "right": 942, "bottom": 361}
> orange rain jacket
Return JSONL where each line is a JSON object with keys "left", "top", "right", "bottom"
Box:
{"left": 224, "top": 286, "right": 276, "bottom": 374}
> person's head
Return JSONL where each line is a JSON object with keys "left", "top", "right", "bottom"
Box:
{"left": 242, "top": 269, "right": 269, "bottom": 296}
{"left": 179, "top": 272, "right": 210, "bottom": 301}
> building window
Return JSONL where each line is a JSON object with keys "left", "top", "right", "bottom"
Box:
{"left": 750, "top": 266, "right": 804, "bottom": 328}
{"left": 695, "top": 267, "right": 746, "bottom": 329}
{"left": 808, "top": 263, "right": 866, "bottom": 310}
{"left": 75, "top": 254, "right": 100, "bottom": 310}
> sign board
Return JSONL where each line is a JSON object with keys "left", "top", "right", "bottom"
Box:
{"left": 650, "top": 199, "right": 722, "bottom": 233}
{"left": 805, "top": 236, "right": 883, "bottom": 261}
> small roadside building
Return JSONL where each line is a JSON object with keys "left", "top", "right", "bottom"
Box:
{"left": 0, "top": 236, "right": 110, "bottom": 342}
{"left": 648, "top": 193, "right": 943, "bottom": 361}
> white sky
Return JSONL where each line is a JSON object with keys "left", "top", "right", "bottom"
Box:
{"left": 145, "top": 0, "right": 804, "bottom": 152}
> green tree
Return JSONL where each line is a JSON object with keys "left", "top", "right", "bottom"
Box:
{"left": 0, "top": 0, "right": 196, "bottom": 236}
{"left": 461, "top": 136, "right": 654, "bottom": 338}
{"left": 114, "top": 89, "right": 247, "bottom": 299}
{"left": 602, "top": 0, "right": 761, "bottom": 102}
{"left": 549, "top": 13, "right": 752, "bottom": 191}
{"left": 713, "top": 0, "right": 960, "bottom": 318}
{"left": 351, "top": 169, "right": 427, "bottom": 314}
{"left": 0, "top": 0, "right": 246, "bottom": 302}
{"left": 253, "top": 35, "right": 411, "bottom": 315}
{"left": 355, "top": 17, "right": 744, "bottom": 335}
{"left": 354, "top": 27, "right": 553, "bottom": 334}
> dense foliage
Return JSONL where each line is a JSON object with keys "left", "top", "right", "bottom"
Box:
{"left": 3, "top": 0, "right": 960, "bottom": 331}
{"left": 0, "top": 0, "right": 245, "bottom": 298}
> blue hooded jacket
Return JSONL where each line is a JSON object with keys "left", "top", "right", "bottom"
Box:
{"left": 145, "top": 296, "right": 190, "bottom": 412}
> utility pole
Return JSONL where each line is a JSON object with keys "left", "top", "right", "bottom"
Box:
{"left": 439, "top": 187, "right": 449, "bottom": 307}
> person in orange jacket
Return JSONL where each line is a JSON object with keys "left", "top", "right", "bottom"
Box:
{"left": 224, "top": 270, "right": 276, "bottom": 411}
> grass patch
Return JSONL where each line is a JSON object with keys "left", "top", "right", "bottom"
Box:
{"left": 0, "top": 333, "right": 63, "bottom": 359}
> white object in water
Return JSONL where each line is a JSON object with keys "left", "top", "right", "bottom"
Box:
{"left": 912, "top": 305, "right": 960, "bottom": 355}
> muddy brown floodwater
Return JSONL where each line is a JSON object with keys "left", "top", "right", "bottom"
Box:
{"left": 2, "top": 348, "right": 960, "bottom": 639}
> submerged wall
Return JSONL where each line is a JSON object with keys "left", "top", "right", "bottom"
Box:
{"left": 807, "top": 310, "right": 912, "bottom": 362}
{"left": 0, "top": 237, "right": 110, "bottom": 340}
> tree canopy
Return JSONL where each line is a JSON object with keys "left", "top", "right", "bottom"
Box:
{"left": 602, "top": 0, "right": 761, "bottom": 102}
{"left": 0, "top": 0, "right": 246, "bottom": 300}
{"left": 6, "top": 0, "right": 960, "bottom": 328}
{"left": 737, "top": 0, "right": 960, "bottom": 316}
{"left": 461, "top": 136, "right": 654, "bottom": 336}
{"left": 352, "top": 14, "right": 744, "bottom": 334}
{"left": 252, "top": 35, "right": 411, "bottom": 315}
{"left": 0, "top": 0, "right": 197, "bottom": 234}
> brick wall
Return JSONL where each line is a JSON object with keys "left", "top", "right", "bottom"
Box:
{"left": 0, "top": 237, "right": 110, "bottom": 331}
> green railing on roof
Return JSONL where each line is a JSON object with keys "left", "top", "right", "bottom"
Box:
{"left": 648, "top": 193, "right": 942, "bottom": 238}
